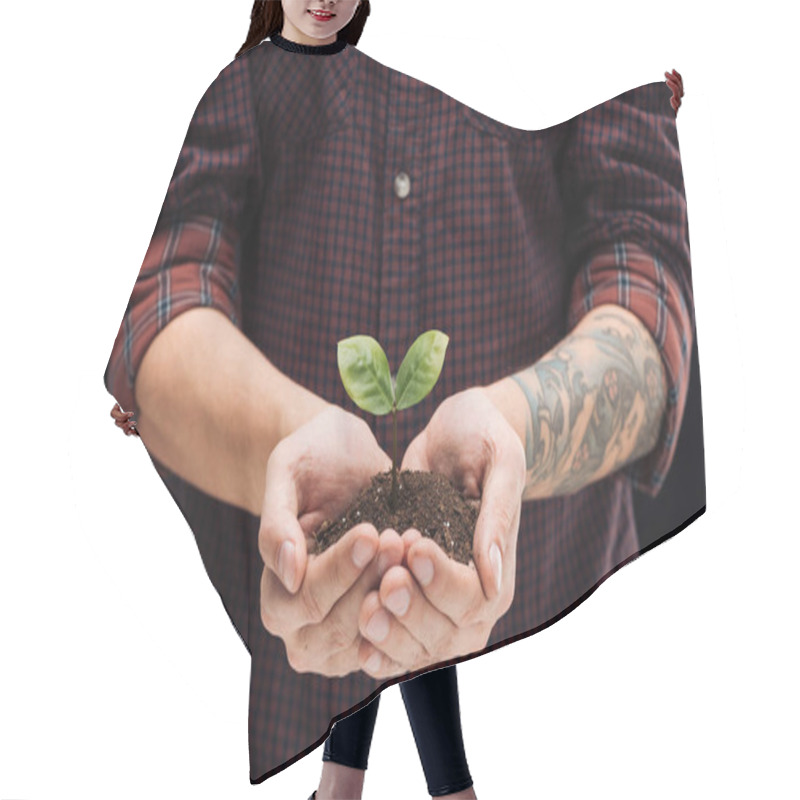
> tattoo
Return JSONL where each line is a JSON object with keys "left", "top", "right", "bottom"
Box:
{"left": 513, "top": 307, "right": 666, "bottom": 498}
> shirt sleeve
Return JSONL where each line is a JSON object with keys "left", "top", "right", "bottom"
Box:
{"left": 558, "top": 82, "right": 694, "bottom": 497}
{"left": 104, "top": 53, "right": 262, "bottom": 416}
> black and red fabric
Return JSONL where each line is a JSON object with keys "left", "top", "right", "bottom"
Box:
{"left": 105, "top": 33, "right": 703, "bottom": 782}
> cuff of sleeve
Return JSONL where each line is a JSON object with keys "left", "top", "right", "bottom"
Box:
{"left": 104, "top": 217, "right": 241, "bottom": 418}
{"left": 567, "top": 242, "right": 693, "bottom": 497}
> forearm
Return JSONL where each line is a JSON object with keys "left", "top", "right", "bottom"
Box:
{"left": 484, "top": 304, "right": 667, "bottom": 500}
{"left": 134, "top": 307, "right": 331, "bottom": 515}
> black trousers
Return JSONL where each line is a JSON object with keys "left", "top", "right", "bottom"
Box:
{"left": 323, "top": 665, "right": 473, "bottom": 797}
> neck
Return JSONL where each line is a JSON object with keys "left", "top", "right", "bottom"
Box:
{"left": 270, "top": 31, "right": 348, "bottom": 55}
{"left": 280, "top": 19, "right": 337, "bottom": 47}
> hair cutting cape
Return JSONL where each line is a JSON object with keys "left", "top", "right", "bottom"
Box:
{"left": 105, "top": 36, "right": 704, "bottom": 782}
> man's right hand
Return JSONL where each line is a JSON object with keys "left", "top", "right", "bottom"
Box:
{"left": 258, "top": 405, "right": 403, "bottom": 676}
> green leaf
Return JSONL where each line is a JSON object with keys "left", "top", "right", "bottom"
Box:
{"left": 395, "top": 330, "right": 449, "bottom": 411}
{"left": 337, "top": 335, "right": 395, "bottom": 415}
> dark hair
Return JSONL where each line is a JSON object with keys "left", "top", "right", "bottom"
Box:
{"left": 236, "top": 1, "right": 371, "bottom": 59}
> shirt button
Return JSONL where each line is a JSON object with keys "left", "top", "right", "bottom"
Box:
{"left": 394, "top": 171, "right": 411, "bottom": 199}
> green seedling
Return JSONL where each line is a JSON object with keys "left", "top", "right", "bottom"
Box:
{"left": 337, "top": 330, "right": 449, "bottom": 512}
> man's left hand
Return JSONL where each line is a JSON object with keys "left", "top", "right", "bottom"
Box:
{"left": 356, "top": 387, "right": 526, "bottom": 678}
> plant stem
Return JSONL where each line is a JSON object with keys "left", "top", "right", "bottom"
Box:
{"left": 390, "top": 405, "right": 398, "bottom": 511}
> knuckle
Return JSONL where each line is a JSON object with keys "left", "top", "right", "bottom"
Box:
{"left": 354, "top": 414, "right": 372, "bottom": 437}
{"left": 450, "top": 624, "right": 490, "bottom": 661}
{"left": 284, "top": 632, "right": 316, "bottom": 674}
{"left": 458, "top": 595, "right": 486, "bottom": 629}
{"left": 324, "top": 615, "right": 355, "bottom": 653}
{"left": 285, "top": 646, "right": 309, "bottom": 674}
{"left": 300, "top": 582, "right": 325, "bottom": 625}
{"left": 424, "top": 636, "right": 442, "bottom": 662}
{"left": 257, "top": 520, "right": 276, "bottom": 565}
{"left": 260, "top": 602, "right": 290, "bottom": 637}
{"left": 260, "top": 602, "right": 276, "bottom": 633}
{"left": 326, "top": 656, "right": 355, "bottom": 679}
{"left": 492, "top": 503, "right": 515, "bottom": 535}
{"left": 259, "top": 584, "right": 282, "bottom": 635}
{"left": 467, "top": 624, "right": 492, "bottom": 655}
{"left": 341, "top": 411, "right": 370, "bottom": 444}
{"left": 455, "top": 603, "right": 476, "bottom": 629}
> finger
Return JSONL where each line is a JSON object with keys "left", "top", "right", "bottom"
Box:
{"left": 358, "top": 588, "right": 429, "bottom": 670}
{"left": 405, "top": 537, "right": 486, "bottom": 628}
{"left": 667, "top": 79, "right": 682, "bottom": 99}
{"left": 301, "top": 523, "right": 382, "bottom": 622}
{"left": 309, "top": 527, "right": 405, "bottom": 635}
{"left": 280, "top": 618, "right": 365, "bottom": 677}
{"left": 260, "top": 565, "right": 294, "bottom": 637}
{"left": 291, "top": 529, "right": 405, "bottom": 656}
{"left": 260, "top": 523, "right": 381, "bottom": 634}
{"left": 259, "top": 449, "right": 308, "bottom": 594}
{"left": 285, "top": 641, "right": 363, "bottom": 678}
{"left": 376, "top": 528, "right": 406, "bottom": 576}
{"left": 470, "top": 446, "right": 524, "bottom": 603}
{"left": 665, "top": 70, "right": 683, "bottom": 96}
{"left": 400, "top": 527, "right": 423, "bottom": 561}
{"left": 377, "top": 564, "right": 457, "bottom": 659}
{"left": 358, "top": 638, "right": 410, "bottom": 680}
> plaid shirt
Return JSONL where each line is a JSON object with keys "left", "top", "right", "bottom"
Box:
{"left": 105, "top": 34, "right": 696, "bottom": 782}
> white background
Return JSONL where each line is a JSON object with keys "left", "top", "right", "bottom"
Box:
{"left": 1, "top": 1, "right": 797, "bottom": 798}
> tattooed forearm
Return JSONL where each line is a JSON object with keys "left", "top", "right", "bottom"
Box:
{"left": 510, "top": 305, "right": 667, "bottom": 499}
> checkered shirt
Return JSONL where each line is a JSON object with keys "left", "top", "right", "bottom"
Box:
{"left": 105, "top": 36, "right": 697, "bottom": 781}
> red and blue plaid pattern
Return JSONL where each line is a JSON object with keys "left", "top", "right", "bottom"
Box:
{"left": 105, "top": 38, "right": 697, "bottom": 782}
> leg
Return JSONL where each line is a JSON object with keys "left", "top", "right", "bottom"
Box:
{"left": 316, "top": 695, "right": 381, "bottom": 800}
{"left": 400, "top": 666, "right": 476, "bottom": 798}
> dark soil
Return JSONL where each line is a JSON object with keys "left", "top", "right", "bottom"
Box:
{"left": 311, "top": 470, "right": 479, "bottom": 565}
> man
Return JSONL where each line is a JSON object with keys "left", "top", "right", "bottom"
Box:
{"left": 105, "top": 37, "right": 697, "bottom": 778}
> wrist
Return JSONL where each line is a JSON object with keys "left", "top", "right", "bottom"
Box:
{"left": 278, "top": 380, "right": 333, "bottom": 442}
{"left": 481, "top": 377, "right": 529, "bottom": 458}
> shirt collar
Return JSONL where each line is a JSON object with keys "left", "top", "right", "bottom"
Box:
{"left": 270, "top": 31, "right": 348, "bottom": 55}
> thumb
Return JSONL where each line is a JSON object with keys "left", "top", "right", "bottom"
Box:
{"left": 258, "top": 450, "right": 309, "bottom": 595}
{"left": 471, "top": 456, "right": 522, "bottom": 603}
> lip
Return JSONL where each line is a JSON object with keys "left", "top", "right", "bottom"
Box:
{"left": 308, "top": 9, "right": 335, "bottom": 21}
